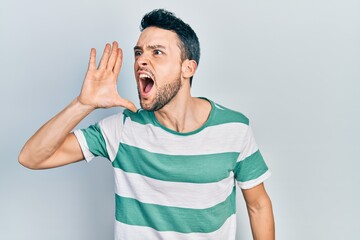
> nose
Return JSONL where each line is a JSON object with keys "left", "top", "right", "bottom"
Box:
{"left": 135, "top": 53, "right": 149, "bottom": 67}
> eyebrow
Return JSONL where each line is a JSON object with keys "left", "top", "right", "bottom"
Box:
{"left": 133, "top": 45, "right": 167, "bottom": 51}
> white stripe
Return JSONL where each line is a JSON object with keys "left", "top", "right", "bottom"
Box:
{"left": 236, "top": 126, "right": 259, "bottom": 162}
{"left": 114, "top": 168, "right": 235, "bottom": 209}
{"left": 122, "top": 120, "right": 249, "bottom": 155}
{"left": 114, "top": 214, "right": 237, "bottom": 240}
{"left": 237, "top": 170, "right": 271, "bottom": 189}
{"left": 98, "top": 113, "right": 124, "bottom": 162}
{"left": 73, "top": 130, "right": 94, "bottom": 162}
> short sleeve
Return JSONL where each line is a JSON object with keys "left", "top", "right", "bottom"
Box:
{"left": 234, "top": 125, "right": 271, "bottom": 189}
{"left": 74, "top": 112, "right": 125, "bottom": 162}
{"left": 74, "top": 123, "right": 109, "bottom": 162}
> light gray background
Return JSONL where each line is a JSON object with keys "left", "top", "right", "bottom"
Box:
{"left": 1, "top": 0, "right": 359, "bottom": 239}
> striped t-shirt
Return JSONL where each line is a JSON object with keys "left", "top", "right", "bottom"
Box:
{"left": 74, "top": 99, "right": 270, "bottom": 240}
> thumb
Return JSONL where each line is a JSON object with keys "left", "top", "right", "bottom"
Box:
{"left": 114, "top": 96, "right": 137, "bottom": 112}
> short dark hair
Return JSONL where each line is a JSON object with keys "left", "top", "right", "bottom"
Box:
{"left": 140, "top": 9, "right": 200, "bottom": 86}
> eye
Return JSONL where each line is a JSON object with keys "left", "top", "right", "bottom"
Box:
{"left": 154, "top": 49, "right": 163, "bottom": 55}
{"left": 134, "top": 50, "right": 142, "bottom": 57}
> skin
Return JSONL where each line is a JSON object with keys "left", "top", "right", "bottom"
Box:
{"left": 243, "top": 183, "right": 275, "bottom": 240}
{"left": 18, "top": 26, "right": 274, "bottom": 239}
{"left": 134, "top": 27, "right": 183, "bottom": 112}
{"left": 133, "top": 27, "right": 210, "bottom": 132}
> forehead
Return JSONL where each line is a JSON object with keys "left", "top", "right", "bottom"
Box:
{"left": 135, "top": 27, "right": 181, "bottom": 50}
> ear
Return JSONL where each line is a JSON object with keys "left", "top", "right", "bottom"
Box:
{"left": 181, "top": 59, "right": 197, "bottom": 79}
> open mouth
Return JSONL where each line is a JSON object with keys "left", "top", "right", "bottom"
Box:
{"left": 139, "top": 73, "right": 154, "bottom": 94}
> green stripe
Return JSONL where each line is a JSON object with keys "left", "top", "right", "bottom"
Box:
{"left": 123, "top": 109, "right": 154, "bottom": 125}
{"left": 115, "top": 187, "right": 236, "bottom": 233}
{"left": 210, "top": 102, "right": 249, "bottom": 126}
{"left": 81, "top": 123, "right": 109, "bottom": 159}
{"left": 123, "top": 99, "right": 249, "bottom": 136}
{"left": 234, "top": 150, "right": 268, "bottom": 182}
{"left": 113, "top": 143, "right": 239, "bottom": 183}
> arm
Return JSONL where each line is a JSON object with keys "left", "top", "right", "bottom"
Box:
{"left": 18, "top": 42, "right": 136, "bottom": 170}
{"left": 242, "top": 183, "right": 275, "bottom": 240}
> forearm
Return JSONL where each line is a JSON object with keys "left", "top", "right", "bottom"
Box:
{"left": 19, "top": 42, "right": 136, "bottom": 169}
{"left": 19, "top": 98, "right": 94, "bottom": 168}
{"left": 247, "top": 196, "right": 275, "bottom": 240}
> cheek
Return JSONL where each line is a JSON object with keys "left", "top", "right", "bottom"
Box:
{"left": 156, "top": 62, "right": 182, "bottom": 79}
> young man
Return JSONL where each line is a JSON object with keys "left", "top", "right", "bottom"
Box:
{"left": 19, "top": 9, "right": 275, "bottom": 240}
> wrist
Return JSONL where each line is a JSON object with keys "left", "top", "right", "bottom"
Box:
{"left": 73, "top": 97, "right": 96, "bottom": 113}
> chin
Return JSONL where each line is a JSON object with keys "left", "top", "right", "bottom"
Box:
{"left": 140, "top": 99, "right": 165, "bottom": 112}
{"left": 139, "top": 99, "right": 153, "bottom": 111}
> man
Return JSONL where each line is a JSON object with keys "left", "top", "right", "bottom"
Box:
{"left": 19, "top": 9, "right": 275, "bottom": 240}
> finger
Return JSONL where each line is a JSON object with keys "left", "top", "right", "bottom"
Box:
{"left": 114, "top": 96, "right": 137, "bottom": 112}
{"left": 98, "top": 43, "right": 111, "bottom": 70}
{"left": 113, "top": 48, "right": 123, "bottom": 75}
{"left": 107, "top": 41, "right": 119, "bottom": 71}
{"left": 88, "top": 48, "right": 96, "bottom": 71}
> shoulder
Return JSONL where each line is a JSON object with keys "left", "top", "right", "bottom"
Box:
{"left": 122, "top": 108, "right": 154, "bottom": 125}
{"left": 209, "top": 100, "right": 250, "bottom": 126}
{"left": 95, "top": 109, "right": 154, "bottom": 136}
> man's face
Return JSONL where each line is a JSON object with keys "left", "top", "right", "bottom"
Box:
{"left": 134, "top": 27, "right": 184, "bottom": 111}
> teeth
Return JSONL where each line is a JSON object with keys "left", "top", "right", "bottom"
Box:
{"left": 139, "top": 73, "right": 152, "bottom": 79}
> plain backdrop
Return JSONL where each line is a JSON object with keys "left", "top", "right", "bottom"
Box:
{"left": 1, "top": 0, "right": 359, "bottom": 239}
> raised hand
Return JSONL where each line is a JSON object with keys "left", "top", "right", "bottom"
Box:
{"left": 78, "top": 41, "right": 137, "bottom": 112}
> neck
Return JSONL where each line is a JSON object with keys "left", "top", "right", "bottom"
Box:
{"left": 154, "top": 89, "right": 211, "bottom": 133}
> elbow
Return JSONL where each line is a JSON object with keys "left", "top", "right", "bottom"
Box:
{"left": 18, "top": 149, "right": 41, "bottom": 170}
{"left": 18, "top": 151, "right": 32, "bottom": 169}
{"left": 247, "top": 195, "right": 273, "bottom": 214}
